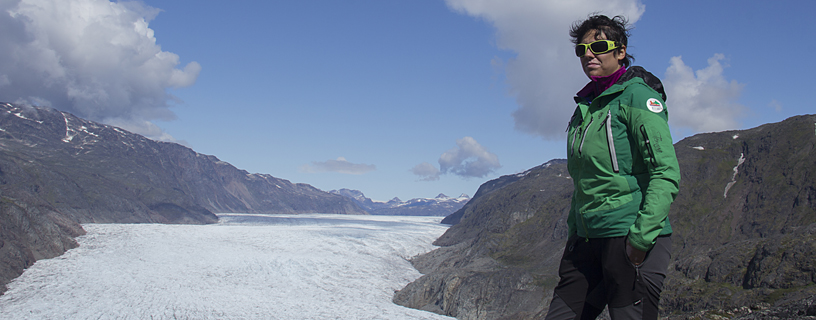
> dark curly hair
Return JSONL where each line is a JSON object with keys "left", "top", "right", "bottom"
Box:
{"left": 569, "top": 14, "right": 634, "bottom": 67}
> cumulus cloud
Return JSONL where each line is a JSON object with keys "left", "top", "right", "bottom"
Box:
{"left": 444, "top": 0, "right": 645, "bottom": 140}
{"left": 0, "top": 0, "right": 200, "bottom": 141}
{"left": 411, "top": 162, "right": 441, "bottom": 181}
{"left": 663, "top": 54, "right": 745, "bottom": 133}
{"left": 300, "top": 157, "right": 376, "bottom": 175}
{"left": 413, "top": 137, "right": 500, "bottom": 181}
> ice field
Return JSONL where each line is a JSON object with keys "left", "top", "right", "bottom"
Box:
{"left": 0, "top": 214, "right": 454, "bottom": 319}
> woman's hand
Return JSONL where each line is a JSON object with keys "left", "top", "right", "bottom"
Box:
{"left": 625, "top": 239, "right": 647, "bottom": 266}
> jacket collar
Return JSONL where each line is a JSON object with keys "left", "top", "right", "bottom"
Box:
{"left": 573, "top": 66, "right": 668, "bottom": 104}
{"left": 616, "top": 66, "right": 668, "bottom": 101}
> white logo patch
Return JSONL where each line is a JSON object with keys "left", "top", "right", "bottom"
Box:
{"left": 646, "top": 98, "right": 664, "bottom": 113}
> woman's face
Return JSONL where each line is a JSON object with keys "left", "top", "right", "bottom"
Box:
{"left": 579, "top": 30, "right": 626, "bottom": 78}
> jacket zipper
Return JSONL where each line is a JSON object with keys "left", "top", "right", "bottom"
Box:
{"left": 605, "top": 110, "right": 619, "bottom": 173}
{"left": 639, "top": 125, "right": 658, "bottom": 168}
{"left": 578, "top": 117, "right": 593, "bottom": 155}
{"left": 580, "top": 213, "right": 589, "bottom": 242}
{"left": 570, "top": 117, "right": 581, "bottom": 155}
{"left": 571, "top": 114, "right": 592, "bottom": 240}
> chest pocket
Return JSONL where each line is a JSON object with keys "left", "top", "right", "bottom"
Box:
{"left": 570, "top": 104, "right": 620, "bottom": 175}
{"left": 567, "top": 108, "right": 583, "bottom": 157}
{"left": 604, "top": 105, "right": 620, "bottom": 173}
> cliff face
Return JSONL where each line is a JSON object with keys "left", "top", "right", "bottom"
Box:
{"left": 0, "top": 102, "right": 365, "bottom": 293}
{"left": 665, "top": 114, "right": 816, "bottom": 316}
{"left": 394, "top": 159, "right": 572, "bottom": 319}
{"left": 394, "top": 115, "right": 816, "bottom": 319}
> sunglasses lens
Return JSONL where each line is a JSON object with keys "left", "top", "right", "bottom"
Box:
{"left": 575, "top": 45, "right": 586, "bottom": 57}
{"left": 590, "top": 41, "right": 610, "bottom": 54}
{"left": 575, "top": 41, "right": 618, "bottom": 57}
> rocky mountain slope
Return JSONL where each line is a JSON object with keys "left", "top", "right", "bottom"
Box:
{"left": 331, "top": 188, "right": 469, "bottom": 216}
{"left": 394, "top": 114, "right": 816, "bottom": 319}
{"left": 0, "top": 102, "right": 365, "bottom": 293}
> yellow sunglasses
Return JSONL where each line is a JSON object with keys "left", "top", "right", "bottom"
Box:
{"left": 575, "top": 40, "right": 622, "bottom": 57}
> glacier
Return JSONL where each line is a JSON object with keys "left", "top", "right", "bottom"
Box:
{"left": 0, "top": 214, "right": 454, "bottom": 320}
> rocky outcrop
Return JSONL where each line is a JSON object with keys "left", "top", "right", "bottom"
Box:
{"left": 394, "top": 159, "right": 573, "bottom": 319}
{"left": 0, "top": 196, "right": 84, "bottom": 295}
{"left": 395, "top": 115, "right": 816, "bottom": 319}
{"left": 0, "top": 102, "right": 366, "bottom": 293}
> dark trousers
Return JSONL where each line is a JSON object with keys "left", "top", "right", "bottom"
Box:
{"left": 544, "top": 235, "right": 672, "bottom": 320}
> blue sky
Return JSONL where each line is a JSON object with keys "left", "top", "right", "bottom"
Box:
{"left": 1, "top": 0, "right": 812, "bottom": 202}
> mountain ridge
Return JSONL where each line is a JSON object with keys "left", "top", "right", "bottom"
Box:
{"left": 394, "top": 114, "right": 816, "bottom": 319}
{"left": 330, "top": 188, "right": 469, "bottom": 216}
{"left": 0, "top": 102, "right": 366, "bottom": 293}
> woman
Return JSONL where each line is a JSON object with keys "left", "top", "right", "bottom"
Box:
{"left": 545, "top": 15, "right": 680, "bottom": 320}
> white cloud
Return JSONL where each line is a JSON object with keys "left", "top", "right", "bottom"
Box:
{"left": 440, "top": 137, "right": 501, "bottom": 178}
{"left": 0, "top": 0, "right": 200, "bottom": 141}
{"left": 103, "top": 117, "right": 182, "bottom": 145}
{"left": 444, "top": 0, "right": 645, "bottom": 140}
{"left": 411, "top": 162, "right": 441, "bottom": 181}
{"left": 663, "top": 54, "right": 745, "bottom": 133}
{"left": 413, "top": 137, "right": 500, "bottom": 181}
{"left": 300, "top": 157, "right": 376, "bottom": 175}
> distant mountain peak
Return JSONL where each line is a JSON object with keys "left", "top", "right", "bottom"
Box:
{"left": 330, "top": 189, "right": 469, "bottom": 216}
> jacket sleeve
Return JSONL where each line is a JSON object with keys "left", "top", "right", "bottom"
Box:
{"left": 626, "top": 90, "right": 681, "bottom": 252}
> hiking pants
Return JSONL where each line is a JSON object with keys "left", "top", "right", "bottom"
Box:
{"left": 544, "top": 235, "right": 672, "bottom": 320}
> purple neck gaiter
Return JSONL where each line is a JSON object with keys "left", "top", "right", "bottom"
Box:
{"left": 577, "top": 66, "right": 627, "bottom": 99}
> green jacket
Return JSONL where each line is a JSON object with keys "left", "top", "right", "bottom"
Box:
{"left": 566, "top": 66, "right": 680, "bottom": 252}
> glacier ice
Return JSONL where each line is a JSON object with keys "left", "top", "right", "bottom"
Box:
{"left": 0, "top": 214, "right": 454, "bottom": 320}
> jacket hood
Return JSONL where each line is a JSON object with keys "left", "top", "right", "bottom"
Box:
{"left": 617, "top": 66, "right": 667, "bottom": 102}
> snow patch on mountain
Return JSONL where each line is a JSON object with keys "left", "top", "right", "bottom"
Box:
{"left": 724, "top": 152, "right": 746, "bottom": 198}
{"left": 331, "top": 189, "right": 469, "bottom": 216}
